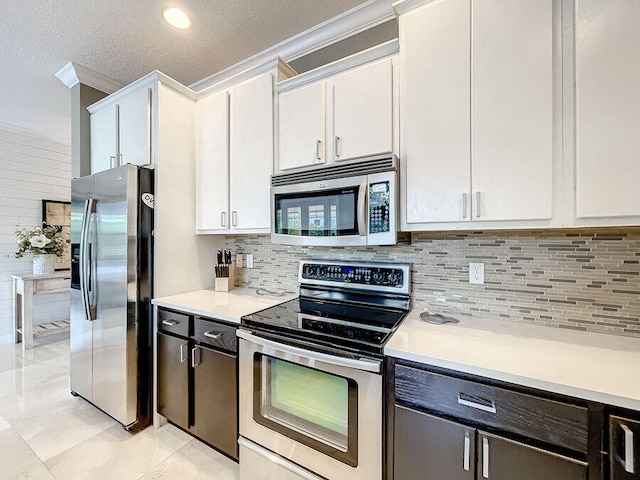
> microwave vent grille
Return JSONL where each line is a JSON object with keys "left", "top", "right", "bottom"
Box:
{"left": 271, "top": 154, "right": 397, "bottom": 186}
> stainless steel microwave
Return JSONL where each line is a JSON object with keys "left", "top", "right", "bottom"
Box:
{"left": 270, "top": 154, "right": 398, "bottom": 246}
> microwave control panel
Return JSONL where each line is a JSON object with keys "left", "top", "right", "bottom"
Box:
{"left": 369, "top": 181, "right": 390, "bottom": 234}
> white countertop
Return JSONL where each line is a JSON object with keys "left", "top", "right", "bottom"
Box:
{"left": 385, "top": 310, "right": 640, "bottom": 411}
{"left": 152, "top": 288, "right": 296, "bottom": 324}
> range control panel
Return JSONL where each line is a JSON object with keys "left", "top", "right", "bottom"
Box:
{"left": 300, "top": 261, "right": 409, "bottom": 291}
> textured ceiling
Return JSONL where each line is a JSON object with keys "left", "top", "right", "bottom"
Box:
{"left": 0, "top": 0, "right": 368, "bottom": 144}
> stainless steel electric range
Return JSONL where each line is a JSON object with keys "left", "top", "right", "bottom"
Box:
{"left": 238, "top": 259, "right": 411, "bottom": 480}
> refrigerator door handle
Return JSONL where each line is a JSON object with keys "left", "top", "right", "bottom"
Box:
{"left": 80, "top": 198, "right": 97, "bottom": 321}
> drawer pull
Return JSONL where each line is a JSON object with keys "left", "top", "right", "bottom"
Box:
{"left": 203, "top": 331, "right": 221, "bottom": 339}
{"left": 482, "top": 437, "right": 490, "bottom": 478}
{"left": 162, "top": 320, "right": 178, "bottom": 327}
{"left": 457, "top": 393, "right": 497, "bottom": 414}
{"left": 622, "top": 424, "right": 635, "bottom": 473}
{"left": 463, "top": 431, "right": 470, "bottom": 471}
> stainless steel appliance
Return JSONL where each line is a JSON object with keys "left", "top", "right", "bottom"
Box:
{"left": 271, "top": 155, "right": 398, "bottom": 246}
{"left": 70, "top": 164, "right": 154, "bottom": 431}
{"left": 238, "top": 260, "right": 411, "bottom": 480}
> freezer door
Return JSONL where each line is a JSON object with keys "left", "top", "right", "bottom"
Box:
{"left": 70, "top": 175, "right": 94, "bottom": 401}
{"left": 91, "top": 165, "right": 139, "bottom": 426}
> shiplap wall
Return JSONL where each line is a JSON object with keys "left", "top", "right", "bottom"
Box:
{"left": 0, "top": 126, "right": 71, "bottom": 345}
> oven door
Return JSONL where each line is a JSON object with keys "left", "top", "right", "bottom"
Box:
{"left": 271, "top": 175, "right": 368, "bottom": 246}
{"left": 238, "top": 330, "right": 383, "bottom": 480}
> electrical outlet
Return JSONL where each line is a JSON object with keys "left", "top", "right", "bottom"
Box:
{"left": 469, "top": 262, "right": 484, "bottom": 284}
{"left": 246, "top": 254, "right": 254, "bottom": 268}
{"left": 235, "top": 253, "right": 243, "bottom": 268}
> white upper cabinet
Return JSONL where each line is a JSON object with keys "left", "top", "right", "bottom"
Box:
{"left": 89, "top": 83, "right": 153, "bottom": 174}
{"left": 229, "top": 72, "right": 274, "bottom": 231}
{"left": 275, "top": 42, "right": 399, "bottom": 172}
{"left": 401, "top": 0, "right": 471, "bottom": 224}
{"left": 471, "top": 0, "right": 554, "bottom": 222}
{"left": 278, "top": 81, "right": 326, "bottom": 171}
{"left": 118, "top": 85, "right": 152, "bottom": 168}
{"left": 333, "top": 58, "right": 393, "bottom": 161}
{"left": 397, "top": 0, "right": 557, "bottom": 229}
{"left": 195, "top": 90, "right": 228, "bottom": 232}
{"left": 575, "top": 0, "right": 640, "bottom": 222}
{"left": 90, "top": 103, "right": 117, "bottom": 174}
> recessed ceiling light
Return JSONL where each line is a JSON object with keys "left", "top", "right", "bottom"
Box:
{"left": 161, "top": 6, "right": 193, "bottom": 30}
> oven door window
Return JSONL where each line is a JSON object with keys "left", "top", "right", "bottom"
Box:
{"left": 254, "top": 354, "right": 358, "bottom": 467}
{"left": 273, "top": 187, "right": 360, "bottom": 238}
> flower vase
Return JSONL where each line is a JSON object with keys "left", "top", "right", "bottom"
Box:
{"left": 32, "top": 254, "right": 56, "bottom": 275}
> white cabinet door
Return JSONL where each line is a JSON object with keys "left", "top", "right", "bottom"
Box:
{"left": 277, "top": 81, "right": 325, "bottom": 171}
{"left": 401, "top": 0, "right": 471, "bottom": 224}
{"left": 118, "top": 85, "right": 152, "bottom": 167}
{"left": 575, "top": 0, "right": 640, "bottom": 219}
{"left": 333, "top": 58, "right": 393, "bottom": 161}
{"left": 196, "top": 91, "right": 229, "bottom": 232}
{"left": 90, "top": 103, "right": 117, "bottom": 174}
{"left": 471, "top": 0, "right": 554, "bottom": 221}
{"left": 229, "top": 72, "right": 273, "bottom": 231}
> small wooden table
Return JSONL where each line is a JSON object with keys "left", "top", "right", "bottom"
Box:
{"left": 12, "top": 272, "right": 71, "bottom": 350}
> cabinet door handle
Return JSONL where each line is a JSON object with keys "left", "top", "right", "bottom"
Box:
{"left": 162, "top": 320, "right": 177, "bottom": 326}
{"left": 475, "top": 191, "right": 481, "bottom": 218}
{"left": 622, "top": 424, "right": 635, "bottom": 474}
{"left": 315, "top": 139, "right": 322, "bottom": 161}
{"left": 110, "top": 156, "right": 116, "bottom": 169}
{"left": 482, "top": 437, "right": 490, "bottom": 478}
{"left": 191, "top": 346, "right": 202, "bottom": 367}
{"left": 203, "top": 331, "right": 221, "bottom": 340}
{"left": 463, "top": 431, "right": 470, "bottom": 471}
{"left": 221, "top": 211, "right": 226, "bottom": 228}
{"left": 231, "top": 211, "right": 238, "bottom": 227}
{"left": 457, "top": 394, "right": 497, "bottom": 414}
{"left": 334, "top": 136, "right": 341, "bottom": 159}
{"left": 462, "top": 193, "right": 468, "bottom": 219}
{"left": 179, "top": 343, "right": 188, "bottom": 363}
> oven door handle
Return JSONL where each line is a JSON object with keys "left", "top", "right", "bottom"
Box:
{"left": 239, "top": 437, "right": 325, "bottom": 480}
{"left": 237, "top": 329, "right": 381, "bottom": 373}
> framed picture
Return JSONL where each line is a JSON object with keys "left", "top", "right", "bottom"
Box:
{"left": 42, "top": 199, "right": 71, "bottom": 271}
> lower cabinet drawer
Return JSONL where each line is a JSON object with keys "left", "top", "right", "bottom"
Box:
{"left": 157, "top": 308, "right": 190, "bottom": 338}
{"left": 394, "top": 364, "right": 589, "bottom": 454}
{"left": 193, "top": 317, "right": 237, "bottom": 353}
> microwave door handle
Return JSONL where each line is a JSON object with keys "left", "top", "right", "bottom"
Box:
{"left": 357, "top": 182, "right": 367, "bottom": 237}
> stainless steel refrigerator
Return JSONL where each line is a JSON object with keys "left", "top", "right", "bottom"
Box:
{"left": 70, "top": 164, "right": 154, "bottom": 431}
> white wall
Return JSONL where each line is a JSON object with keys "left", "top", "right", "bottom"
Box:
{"left": 0, "top": 126, "right": 71, "bottom": 345}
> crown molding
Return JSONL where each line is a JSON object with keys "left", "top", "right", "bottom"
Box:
{"left": 55, "top": 62, "right": 124, "bottom": 94}
{"left": 190, "top": 0, "right": 396, "bottom": 92}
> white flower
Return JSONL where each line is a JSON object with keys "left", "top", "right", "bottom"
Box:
{"left": 29, "top": 235, "right": 51, "bottom": 248}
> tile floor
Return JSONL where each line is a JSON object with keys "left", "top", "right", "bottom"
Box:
{"left": 0, "top": 334, "right": 239, "bottom": 479}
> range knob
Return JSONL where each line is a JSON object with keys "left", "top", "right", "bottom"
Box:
{"left": 303, "top": 265, "right": 315, "bottom": 277}
{"left": 372, "top": 271, "right": 384, "bottom": 283}
{"left": 388, "top": 272, "right": 399, "bottom": 284}
{"left": 318, "top": 267, "right": 326, "bottom": 278}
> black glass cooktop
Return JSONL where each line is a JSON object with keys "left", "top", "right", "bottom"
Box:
{"left": 241, "top": 296, "right": 409, "bottom": 356}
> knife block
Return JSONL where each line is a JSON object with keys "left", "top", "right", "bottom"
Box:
{"left": 214, "top": 265, "right": 234, "bottom": 292}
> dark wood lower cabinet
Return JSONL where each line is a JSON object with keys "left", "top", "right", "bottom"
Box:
{"left": 393, "top": 404, "right": 587, "bottom": 480}
{"left": 157, "top": 332, "right": 189, "bottom": 430}
{"left": 190, "top": 345, "right": 238, "bottom": 459}
{"left": 394, "top": 405, "right": 475, "bottom": 480}
{"left": 479, "top": 431, "right": 587, "bottom": 480}
{"left": 610, "top": 416, "right": 640, "bottom": 480}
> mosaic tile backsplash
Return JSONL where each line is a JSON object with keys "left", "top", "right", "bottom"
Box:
{"left": 225, "top": 229, "right": 640, "bottom": 337}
